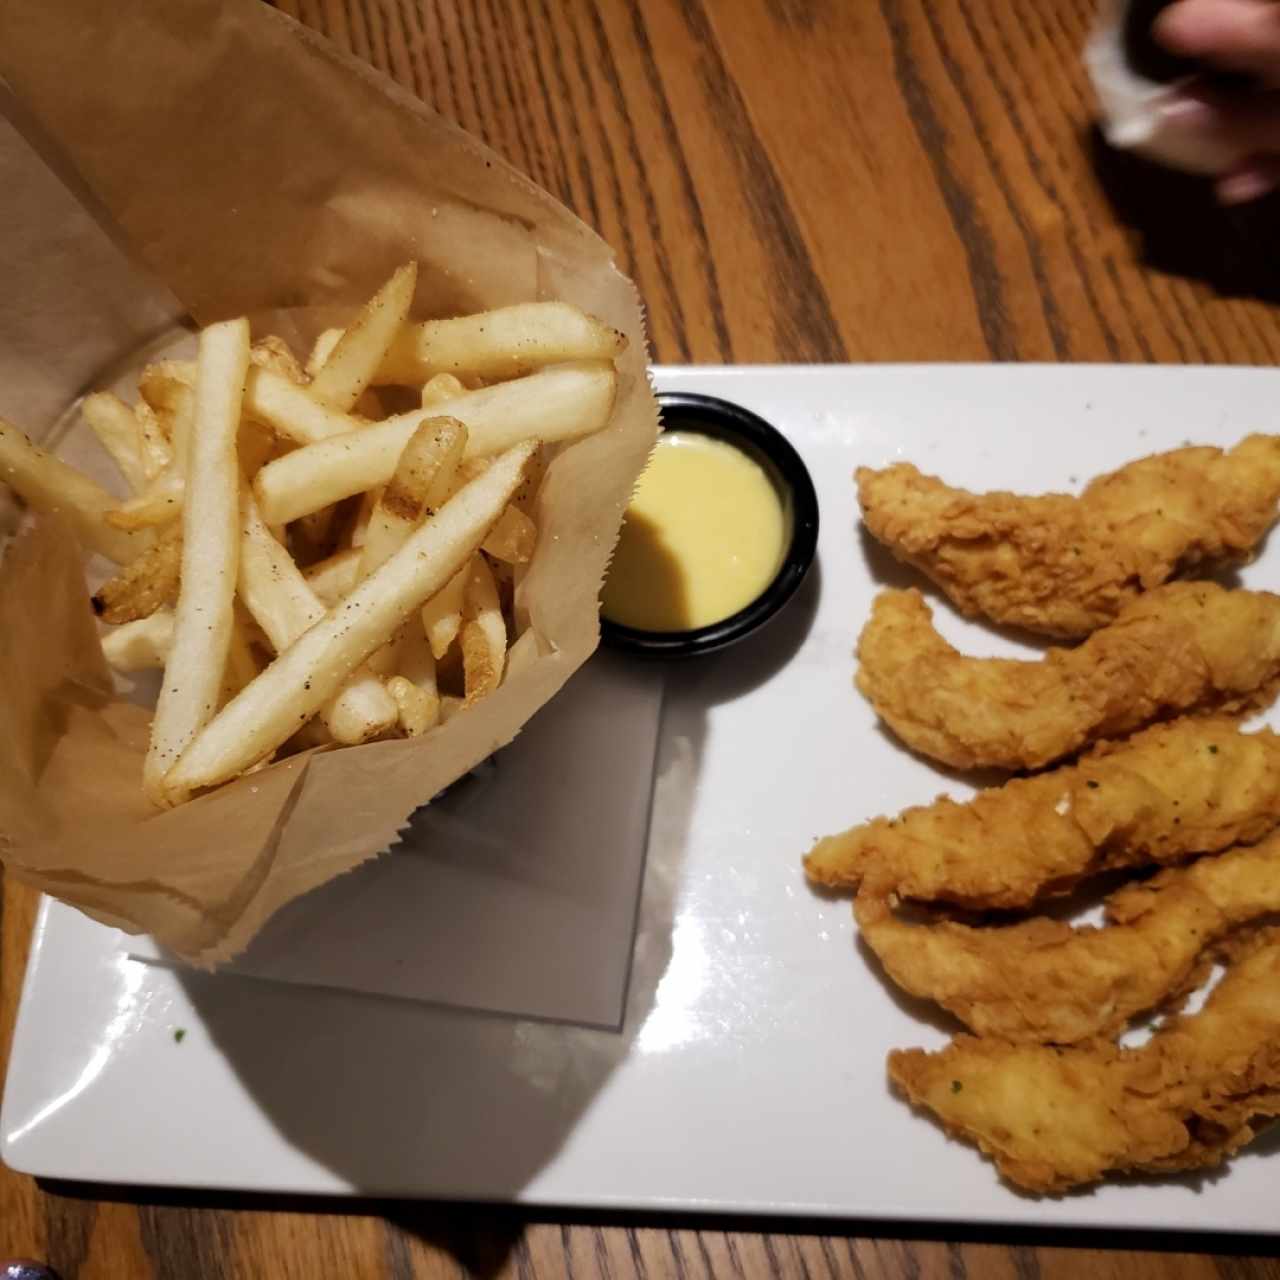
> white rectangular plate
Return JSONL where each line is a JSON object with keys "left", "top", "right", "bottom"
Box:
{"left": 5, "top": 364, "right": 1280, "bottom": 1231}
{"left": 129, "top": 652, "right": 663, "bottom": 1029}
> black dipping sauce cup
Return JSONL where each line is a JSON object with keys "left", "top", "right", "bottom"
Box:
{"left": 601, "top": 390, "right": 819, "bottom": 658}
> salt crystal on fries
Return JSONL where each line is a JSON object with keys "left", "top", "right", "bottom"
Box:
{"left": 253, "top": 360, "right": 616, "bottom": 524}
{"left": 163, "top": 440, "right": 535, "bottom": 802}
{"left": 144, "top": 317, "right": 250, "bottom": 805}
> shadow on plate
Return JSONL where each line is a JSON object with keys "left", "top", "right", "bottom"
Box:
{"left": 650, "top": 551, "right": 822, "bottom": 708}
{"left": 161, "top": 563, "right": 821, "bottom": 1273}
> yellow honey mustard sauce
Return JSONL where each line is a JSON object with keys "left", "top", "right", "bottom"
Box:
{"left": 601, "top": 430, "right": 787, "bottom": 632}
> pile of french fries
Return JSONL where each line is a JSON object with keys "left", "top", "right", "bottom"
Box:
{"left": 0, "top": 264, "right": 623, "bottom": 807}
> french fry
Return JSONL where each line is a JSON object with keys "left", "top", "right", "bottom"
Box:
{"left": 360, "top": 417, "right": 466, "bottom": 675}
{"left": 302, "top": 547, "right": 361, "bottom": 606}
{"left": 134, "top": 402, "right": 174, "bottom": 481}
{"left": 250, "top": 335, "right": 306, "bottom": 384}
{"left": 253, "top": 361, "right": 616, "bottom": 524}
{"left": 438, "top": 695, "right": 464, "bottom": 724}
{"left": 82, "top": 392, "right": 148, "bottom": 493}
{"left": 144, "top": 317, "right": 250, "bottom": 805}
{"left": 305, "top": 328, "right": 342, "bottom": 377}
{"left": 222, "top": 609, "right": 263, "bottom": 707}
{"left": 0, "top": 417, "right": 153, "bottom": 563}
{"left": 511, "top": 441, "right": 547, "bottom": 517}
{"left": 348, "top": 488, "right": 378, "bottom": 548}
{"left": 320, "top": 302, "right": 625, "bottom": 384}
{"left": 421, "top": 373, "right": 466, "bottom": 408}
{"left": 481, "top": 504, "right": 537, "bottom": 563}
{"left": 164, "top": 441, "right": 535, "bottom": 801}
{"left": 154, "top": 373, "right": 194, "bottom": 461}
{"left": 421, "top": 564, "right": 468, "bottom": 659}
{"left": 145, "top": 359, "right": 367, "bottom": 446}
{"left": 461, "top": 554, "right": 506, "bottom": 705}
{"left": 107, "top": 410, "right": 278, "bottom": 532}
{"left": 387, "top": 623, "right": 440, "bottom": 735}
{"left": 239, "top": 419, "right": 278, "bottom": 477}
{"left": 387, "top": 675, "right": 436, "bottom": 737}
{"left": 105, "top": 473, "right": 184, "bottom": 531}
{"left": 108, "top": 378, "right": 195, "bottom": 529}
{"left": 138, "top": 361, "right": 194, "bottom": 419}
{"left": 92, "top": 524, "right": 182, "bottom": 622}
{"left": 237, "top": 488, "right": 398, "bottom": 745}
{"left": 358, "top": 417, "right": 466, "bottom": 578}
{"left": 99, "top": 609, "right": 175, "bottom": 672}
{"left": 308, "top": 263, "right": 417, "bottom": 412}
{"left": 244, "top": 365, "right": 370, "bottom": 444}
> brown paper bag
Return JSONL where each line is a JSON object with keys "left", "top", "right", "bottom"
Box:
{"left": 0, "top": 0, "right": 657, "bottom": 964}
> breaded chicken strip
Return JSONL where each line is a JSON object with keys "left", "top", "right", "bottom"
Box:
{"left": 804, "top": 719, "right": 1280, "bottom": 908}
{"left": 857, "top": 583, "right": 1280, "bottom": 770}
{"left": 888, "top": 934, "right": 1280, "bottom": 1193}
{"left": 856, "top": 833, "right": 1280, "bottom": 1044}
{"left": 858, "top": 435, "right": 1280, "bottom": 637}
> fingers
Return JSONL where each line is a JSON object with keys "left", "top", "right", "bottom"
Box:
{"left": 1217, "top": 154, "right": 1280, "bottom": 201}
{"left": 1162, "top": 88, "right": 1280, "bottom": 198}
{"left": 1155, "top": 0, "right": 1280, "bottom": 83}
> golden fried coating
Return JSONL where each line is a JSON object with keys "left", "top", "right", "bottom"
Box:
{"left": 887, "top": 935, "right": 1280, "bottom": 1193}
{"left": 856, "top": 583, "right": 1280, "bottom": 771}
{"left": 804, "top": 719, "right": 1280, "bottom": 908}
{"left": 856, "top": 834, "right": 1280, "bottom": 1044}
{"left": 857, "top": 435, "right": 1280, "bottom": 638}
{"left": 90, "top": 522, "right": 181, "bottom": 624}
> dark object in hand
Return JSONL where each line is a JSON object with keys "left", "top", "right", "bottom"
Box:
{"left": 1123, "top": 0, "right": 1256, "bottom": 89}
{"left": 3, "top": 1264, "right": 63, "bottom": 1280}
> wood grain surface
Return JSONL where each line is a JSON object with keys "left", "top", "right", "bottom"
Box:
{"left": 5, "top": 0, "right": 1280, "bottom": 1275}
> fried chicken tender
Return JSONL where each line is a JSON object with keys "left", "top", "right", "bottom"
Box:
{"left": 856, "top": 833, "right": 1280, "bottom": 1044}
{"left": 804, "top": 719, "right": 1280, "bottom": 908}
{"left": 857, "top": 583, "right": 1280, "bottom": 771}
{"left": 888, "top": 934, "right": 1280, "bottom": 1193}
{"left": 857, "top": 435, "right": 1280, "bottom": 638}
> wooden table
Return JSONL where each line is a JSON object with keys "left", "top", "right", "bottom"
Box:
{"left": 5, "top": 0, "right": 1280, "bottom": 1275}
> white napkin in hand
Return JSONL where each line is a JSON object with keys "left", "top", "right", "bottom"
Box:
{"left": 1086, "top": 0, "right": 1250, "bottom": 174}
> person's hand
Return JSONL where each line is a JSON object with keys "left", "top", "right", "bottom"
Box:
{"left": 1155, "top": 0, "right": 1280, "bottom": 201}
